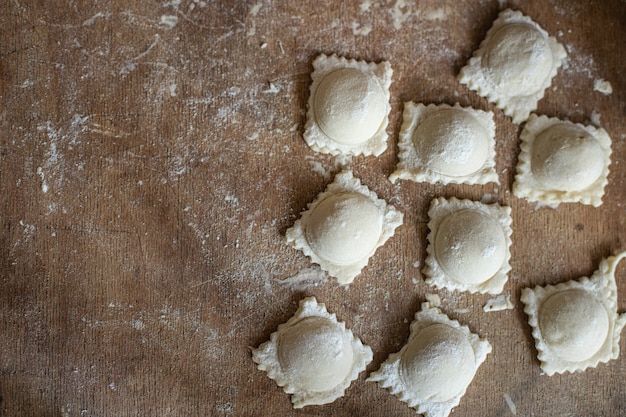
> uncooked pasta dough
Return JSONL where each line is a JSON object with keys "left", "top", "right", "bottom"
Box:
{"left": 314, "top": 68, "right": 387, "bottom": 146}
{"left": 424, "top": 197, "right": 512, "bottom": 294}
{"left": 513, "top": 114, "right": 612, "bottom": 207}
{"left": 304, "top": 193, "right": 382, "bottom": 266}
{"left": 286, "top": 170, "right": 403, "bottom": 285}
{"left": 521, "top": 252, "right": 626, "bottom": 375}
{"left": 400, "top": 323, "right": 476, "bottom": 402}
{"left": 538, "top": 290, "right": 609, "bottom": 363}
{"left": 389, "top": 103, "right": 497, "bottom": 185}
{"left": 303, "top": 54, "right": 392, "bottom": 156}
{"left": 368, "top": 301, "right": 491, "bottom": 417}
{"left": 458, "top": 9, "right": 566, "bottom": 124}
{"left": 252, "top": 296, "right": 373, "bottom": 408}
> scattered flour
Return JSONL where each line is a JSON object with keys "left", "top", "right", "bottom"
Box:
{"left": 159, "top": 15, "right": 178, "bottom": 28}
{"left": 224, "top": 195, "right": 239, "bottom": 205}
{"left": 249, "top": 2, "right": 262, "bottom": 16}
{"left": 214, "top": 402, "right": 234, "bottom": 415}
{"left": 36, "top": 167, "right": 49, "bottom": 193}
{"left": 503, "top": 392, "right": 517, "bottom": 415}
{"left": 261, "top": 82, "right": 280, "bottom": 94}
{"left": 304, "top": 155, "right": 347, "bottom": 181}
{"left": 82, "top": 12, "right": 110, "bottom": 26}
{"left": 247, "top": 2, "right": 263, "bottom": 36}
{"left": 18, "top": 220, "right": 36, "bottom": 234}
{"left": 390, "top": 0, "right": 412, "bottom": 30}
{"left": 119, "top": 34, "right": 160, "bottom": 75}
{"left": 187, "top": 222, "right": 208, "bottom": 246}
{"left": 351, "top": 21, "right": 372, "bottom": 36}
{"left": 593, "top": 79, "right": 613, "bottom": 95}
{"left": 424, "top": 8, "right": 446, "bottom": 20}
{"left": 306, "top": 158, "right": 331, "bottom": 180}
{"left": 227, "top": 86, "right": 240, "bottom": 96}
{"left": 277, "top": 267, "right": 328, "bottom": 290}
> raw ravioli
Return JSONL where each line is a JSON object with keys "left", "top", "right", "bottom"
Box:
{"left": 286, "top": 170, "right": 403, "bottom": 285}
{"left": 369, "top": 301, "right": 491, "bottom": 417}
{"left": 304, "top": 54, "right": 392, "bottom": 156}
{"left": 252, "top": 297, "right": 373, "bottom": 408}
{"left": 458, "top": 9, "right": 566, "bottom": 124}
{"left": 389, "top": 103, "right": 497, "bottom": 185}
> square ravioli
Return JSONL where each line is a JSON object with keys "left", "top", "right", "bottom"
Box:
{"left": 520, "top": 252, "right": 626, "bottom": 375}
{"left": 513, "top": 114, "right": 612, "bottom": 208}
{"left": 458, "top": 9, "right": 566, "bottom": 124}
{"left": 424, "top": 197, "right": 512, "bottom": 294}
{"left": 286, "top": 170, "right": 403, "bottom": 285}
{"left": 389, "top": 102, "right": 498, "bottom": 185}
{"left": 368, "top": 301, "right": 491, "bottom": 417}
{"left": 303, "top": 53, "right": 393, "bottom": 157}
{"left": 252, "top": 296, "right": 373, "bottom": 408}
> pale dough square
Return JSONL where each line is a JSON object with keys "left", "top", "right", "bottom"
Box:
{"left": 424, "top": 197, "right": 512, "bottom": 294}
{"left": 368, "top": 301, "right": 491, "bottom": 417}
{"left": 389, "top": 102, "right": 498, "bottom": 185}
{"left": 513, "top": 113, "right": 612, "bottom": 208}
{"left": 520, "top": 252, "right": 626, "bottom": 375}
{"left": 286, "top": 170, "right": 403, "bottom": 285}
{"left": 458, "top": 9, "right": 566, "bottom": 124}
{"left": 252, "top": 296, "right": 373, "bottom": 408}
{"left": 303, "top": 54, "right": 393, "bottom": 156}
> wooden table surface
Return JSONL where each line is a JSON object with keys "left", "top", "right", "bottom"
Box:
{"left": 1, "top": 1, "right": 625, "bottom": 416}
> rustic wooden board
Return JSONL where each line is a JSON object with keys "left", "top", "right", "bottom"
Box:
{"left": 1, "top": 0, "right": 625, "bottom": 416}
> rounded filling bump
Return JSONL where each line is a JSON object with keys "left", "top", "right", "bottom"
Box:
{"left": 278, "top": 316, "right": 354, "bottom": 392}
{"left": 434, "top": 209, "right": 507, "bottom": 285}
{"left": 538, "top": 289, "right": 609, "bottom": 362}
{"left": 413, "top": 108, "right": 490, "bottom": 177}
{"left": 400, "top": 323, "right": 476, "bottom": 402}
{"left": 531, "top": 124, "right": 605, "bottom": 192}
{"left": 305, "top": 193, "right": 383, "bottom": 266}
{"left": 483, "top": 23, "right": 553, "bottom": 96}
{"left": 314, "top": 68, "right": 387, "bottom": 145}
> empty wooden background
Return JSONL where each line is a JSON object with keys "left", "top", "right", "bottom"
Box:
{"left": 1, "top": 0, "right": 625, "bottom": 416}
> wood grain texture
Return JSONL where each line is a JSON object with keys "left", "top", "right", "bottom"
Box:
{"left": 0, "top": 0, "right": 625, "bottom": 416}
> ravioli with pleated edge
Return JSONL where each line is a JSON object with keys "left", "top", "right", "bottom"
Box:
{"left": 520, "top": 251, "right": 626, "bottom": 376}
{"left": 252, "top": 296, "right": 373, "bottom": 408}
{"left": 389, "top": 102, "right": 498, "bottom": 185}
{"left": 286, "top": 170, "right": 403, "bottom": 285}
{"left": 458, "top": 9, "right": 566, "bottom": 124}
{"left": 424, "top": 197, "right": 513, "bottom": 294}
{"left": 368, "top": 301, "right": 492, "bottom": 417}
{"left": 303, "top": 53, "right": 392, "bottom": 156}
{"left": 513, "top": 113, "right": 612, "bottom": 208}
